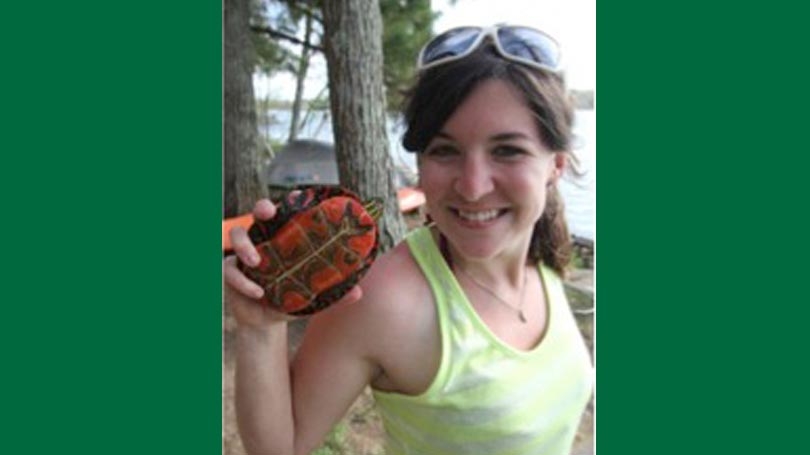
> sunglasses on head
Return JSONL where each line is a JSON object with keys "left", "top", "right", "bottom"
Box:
{"left": 417, "top": 25, "right": 562, "bottom": 73}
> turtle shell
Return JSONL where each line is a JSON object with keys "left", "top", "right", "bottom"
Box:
{"left": 237, "top": 186, "right": 382, "bottom": 316}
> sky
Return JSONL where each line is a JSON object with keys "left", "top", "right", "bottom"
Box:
{"left": 256, "top": 0, "right": 595, "bottom": 100}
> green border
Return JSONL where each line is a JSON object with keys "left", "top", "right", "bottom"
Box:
{"left": 1, "top": 2, "right": 221, "bottom": 453}
{"left": 5, "top": 1, "right": 808, "bottom": 454}
{"left": 599, "top": 2, "right": 810, "bottom": 454}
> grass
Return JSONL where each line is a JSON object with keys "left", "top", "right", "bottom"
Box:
{"left": 312, "top": 422, "right": 349, "bottom": 455}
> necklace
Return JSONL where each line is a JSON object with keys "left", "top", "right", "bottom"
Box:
{"left": 455, "top": 265, "right": 529, "bottom": 323}
{"left": 437, "top": 233, "right": 529, "bottom": 323}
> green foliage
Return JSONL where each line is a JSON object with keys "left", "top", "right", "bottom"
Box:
{"left": 250, "top": 0, "right": 323, "bottom": 75}
{"left": 380, "top": 0, "right": 437, "bottom": 110}
{"left": 250, "top": 0, "right": 438, "bottom": 111}
{"left": 250, "top": 0, "right": 307, "bottom": 75}
{"left": 311, "top": 422, "right": 349, "bottom": 455}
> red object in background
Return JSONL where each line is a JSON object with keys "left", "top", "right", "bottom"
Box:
{"left": 396, "top": 186, "right": 426, "bottom": 213}
{"left": 222, "top": 213, "right": 255, "bottom": 252}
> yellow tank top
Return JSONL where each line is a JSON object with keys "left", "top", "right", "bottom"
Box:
{"left": 372, "top": 227, "right": 593, "bottom": 455}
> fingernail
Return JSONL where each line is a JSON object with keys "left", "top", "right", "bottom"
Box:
{"left": 250, "top": 253, "right": 261, "bottom": 266}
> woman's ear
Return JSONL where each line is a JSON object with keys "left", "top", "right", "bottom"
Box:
{"left": 548, "top": 153, "right": 567, "bottom": 186}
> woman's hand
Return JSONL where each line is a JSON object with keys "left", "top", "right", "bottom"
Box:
{"left": 223, "top": 199, "right": 288, "bottom": 328}
{"left": 223, "top": 198, "right": 363, "bottom": 328}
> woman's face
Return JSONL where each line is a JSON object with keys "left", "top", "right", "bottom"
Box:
{"left": 418, "top": 79, "right": 565, "bottom": 261}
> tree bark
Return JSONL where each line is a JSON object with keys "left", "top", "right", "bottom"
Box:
{"left": 224, "top": 0, "right": 268, "bottom": 218}
{"left": 288, "top": 10, "right": 314, "bottom": 142}
{"left": 322, "top": 0, "right": 407, "bottom": 250}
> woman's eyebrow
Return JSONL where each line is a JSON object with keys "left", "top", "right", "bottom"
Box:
{"left": 432, "top": 131, "right": 532, "bottom": 144}
{"left": 489, "top": 132, "right": 530, "bottom": 142}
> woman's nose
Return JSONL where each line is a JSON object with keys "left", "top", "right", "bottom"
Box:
{"left": 453, "top": 154, "right": 494, "bottom": 202}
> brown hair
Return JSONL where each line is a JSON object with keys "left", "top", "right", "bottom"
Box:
{"left": 401, "top": 44, "right": 578, "bottom": 277}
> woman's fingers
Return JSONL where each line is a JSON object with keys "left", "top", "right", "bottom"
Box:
{"left": 229, "top": 226, "right": 261, "bottom": 267}
{"left": 223, "top": 255, "right": 265, "bottom": 300}
{"left": 229, "top": 199, "right": 276, "bottom": 267}
{"left": 253, "top": 198, "right": 276, "bottom": 220}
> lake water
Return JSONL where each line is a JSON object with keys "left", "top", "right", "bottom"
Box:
{"left": 260, "top": 109, "right": 595, "bottom": 240}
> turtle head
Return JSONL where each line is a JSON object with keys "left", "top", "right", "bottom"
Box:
{"left": 363, "top": 198, "right": 384, "bottom": 221}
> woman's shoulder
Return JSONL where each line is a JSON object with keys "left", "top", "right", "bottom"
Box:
{"left": 313, "top": 237, "right": 429, "bottom": 320}
{"left": 305, "top": 236, "right": 442, "bottom": 394}
{"left": 360, "top": 239, "right": 428, "bottom": 308}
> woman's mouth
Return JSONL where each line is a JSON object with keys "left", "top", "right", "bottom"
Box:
{"left": 452, "top": 208, "right": 505, "bottom": 223}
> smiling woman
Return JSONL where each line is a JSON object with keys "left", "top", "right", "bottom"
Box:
{"left": 416, "top": 79, "right": 566, "bottom": 263}
{"left": 358, "top": 37, "right": 592, "bottom": 454}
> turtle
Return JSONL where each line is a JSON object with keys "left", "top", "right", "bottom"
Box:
{"left": 237, "top": 186, "right": 383, "bottom": 316}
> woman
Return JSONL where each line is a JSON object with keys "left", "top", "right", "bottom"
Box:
{"left": 224, "top": 25, "right": 593, "bottom": 455}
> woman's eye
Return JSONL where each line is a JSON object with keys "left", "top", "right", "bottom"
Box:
{"left": 492, "top": 145, "right": 526, "bottom": 158}
{"left": 424, "top": 145, "right": 458, "bottom": 158}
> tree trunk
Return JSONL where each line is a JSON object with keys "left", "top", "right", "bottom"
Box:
{"left": 288, "top": 10, "right": 314, "bottom": 142}
{"left": 322, "top": 0, "right": 407, "bottom": 251}
{"left": 224, "top": 0, "right": 268, "bottom": 218}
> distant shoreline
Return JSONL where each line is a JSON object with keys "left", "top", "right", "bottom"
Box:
{"left": 259, "top": 89, "right": 595, "bottom": 111}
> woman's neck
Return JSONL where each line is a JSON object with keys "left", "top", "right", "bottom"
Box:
{"left": 437, "top": 230, "right": 529, "bottom": 287}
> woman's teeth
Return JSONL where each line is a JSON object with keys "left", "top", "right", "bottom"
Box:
{"left": 456, "top": 209, "right": 500, "bottom": 222}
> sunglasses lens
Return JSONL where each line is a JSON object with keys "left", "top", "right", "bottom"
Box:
{"left": 420, "top": 27, "right": 481, "bottom": 66}
{"left": 497, "top": 27, "right": 561, "bottom": 69}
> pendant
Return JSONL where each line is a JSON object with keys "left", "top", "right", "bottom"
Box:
{"left": 518, "top": 310, "right": 527, "bottom": 323}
